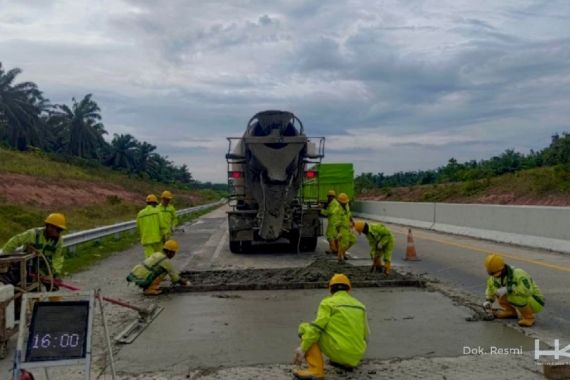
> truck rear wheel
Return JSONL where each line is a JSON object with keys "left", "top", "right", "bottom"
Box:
{"left": 229, "top": 241, "right": 252, "bottom": 253}
{"left": 300, "top": 237, "right": 318, "bottom": 252}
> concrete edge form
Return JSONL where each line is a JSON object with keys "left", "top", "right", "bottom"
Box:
{"left": 353, "top": 200, "right": 570, "bottom": 254}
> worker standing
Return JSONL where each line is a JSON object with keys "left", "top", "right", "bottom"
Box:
{"left": 320, "top": 190, "right": 340, "bottom": 254}
{"left": 158, "top": 190, "right": 178, "bottom": 240}
{"left": 137, "top": 194, "right": 167, "bottom": 258}
{"left": 483, "top": 254, "right": 545, "bottom": 327}
{"left": 354, "top": 220, "right": 395, "bottom": 274}
{"left": 127, "top": 239, "right": 190, "bottom": 295}
{"left": 293, "top": 273, "right": 368, "bottom": 379}
{"left": 1, "top": 213, "right": 66, "bottom": 283}
{"left": 332, "top": 193, "right": 356, "bottom": 264}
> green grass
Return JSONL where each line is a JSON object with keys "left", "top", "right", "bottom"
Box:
{"left": 62, "top": 206, "right": 221, "bottom": 274}
{"left": 0, "top": 147, "right": 224, "bottom": 244}
{"left": 363, "top": 164, "right": 570, "bottom": 203}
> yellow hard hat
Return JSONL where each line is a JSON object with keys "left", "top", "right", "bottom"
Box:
{"left": 337, "top": 193, "right": 349, "bottom": 204}
{"left": 354, "top": 220, "right": 366, "bottom": 234}
{"left": 146, "top": 194, "right": 158, "bottom": 204}
{"left": 45, "top": 213, "right": 66, "bottom": 230}
{"left": 163, "top": 239, "right": 179, "bottom": 252}
{"left": 485, "top": 254, "right": 505, "bottom": 275}
{"left": 327, "top": 190, "right": 336, "bottom": 197}
{"left": 161, "top": 190, "right": 173, "bottom": 199}
{"left": 329, "top": 273, "right": 351, "bottom": 291}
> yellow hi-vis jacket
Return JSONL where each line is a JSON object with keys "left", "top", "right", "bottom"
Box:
{"left": 127, "top": 251, "right": 180, "bottom": 288}
{"left": 158, "top": 204, "right": 178, "bottom": 235}
{"left": 1, "top": 227, "right": 64, "bottom": 275}
{"left": 485, "top": 265, "right": 545, "bottom": 312}
{"left": 366, "top": 223, "right": 395, "bottom": 262}
{"left": 331, "top": 204, "right": 355, "bottom": 250}
{"left": 136, "top": 205, "right": 167, "bottom": 245}
{"left": 321, "top": 199, "right": 341, "bottom": 241}
{"left": 298, "top": 290, "right": 368, "bottom": 367}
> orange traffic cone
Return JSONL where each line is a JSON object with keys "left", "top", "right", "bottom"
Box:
{"left": 405, "top": 228, "right": 420, "bottom": 261}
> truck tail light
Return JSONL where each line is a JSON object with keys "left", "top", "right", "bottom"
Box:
{"left": 229, "top": 171, "right": 243, "bottom": 179}
{"left": 305, "top": 170, "right": 317, "bottom": 179}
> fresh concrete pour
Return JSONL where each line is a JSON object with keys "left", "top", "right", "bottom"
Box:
{"left": 115, "top": 288, "right": 534, "bottom": 376}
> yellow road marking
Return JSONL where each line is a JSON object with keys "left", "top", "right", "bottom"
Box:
{"left": 392, "top": 229, "right": 570, "bottom": 274}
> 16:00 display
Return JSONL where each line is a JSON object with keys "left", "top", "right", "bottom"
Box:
{"left": 31, "top": 333, "right": 81, "bottom": 349}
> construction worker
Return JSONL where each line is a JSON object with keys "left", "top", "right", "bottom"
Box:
{"left": 293, "top": 273, "right": 368, "bottom": 379}
{"left": 320, "top": 190, "right": 340, "bottom": 254}
{"left": 331, "top": 193, "right": 356, "bottom": 263}
{"left": 126, "top": 239, "right": 190, "bottom": 295}
{"left": 483, "top": 254, "right": 545, "bottom": 327}
{"left": 158, "top": 190, "right": 178, "bottom": 240}
{"left": 137, "top": 194, "right": 168, "bottom": 258}
{"left": 1, "top": 213, "right": 66, "bottom": 282}
{"left": 354, "top": 221, "right": 395, "bottom": 274}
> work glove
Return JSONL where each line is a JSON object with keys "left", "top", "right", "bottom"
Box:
{"left": 176, "top": 279, "right": 192, "bottom": 287}
{"left": 293, "top": 346, "right": 305, "bottom": 365}
{"left": 496, "top": 287, "right": 508, "bottom": 297}
{"left": 483, "top": 301, "right": 492, "bottom": 310}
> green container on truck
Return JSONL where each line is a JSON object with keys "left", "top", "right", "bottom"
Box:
{"left": 303, "top": 163, "right": 354, "bottom": 202}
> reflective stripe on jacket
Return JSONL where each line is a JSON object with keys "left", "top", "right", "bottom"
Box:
{"left": 128, "top": 251, "right": 180, "bottom": 287}
{"left": 485, "top": 265, "right": 544, "bottom": 309}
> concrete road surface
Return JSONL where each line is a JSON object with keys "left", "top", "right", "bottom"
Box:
{"left": 3, "top": 205, "right": 568, "bottom": 379}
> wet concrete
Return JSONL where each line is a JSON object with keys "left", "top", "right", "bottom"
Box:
{"left": 115, "top": 288, "right": 535, "bottom": 376}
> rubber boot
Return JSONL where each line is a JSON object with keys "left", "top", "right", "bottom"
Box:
{"left": 517, "top": 305, "right": 536, "bottom": 327}
{"left": 293, "top": 344, "right": 324, "bottom": 380}
{"left": 494, "top": 296, "right": 517, "bottom": 319}
{"left": 384, "top": 261, "right": 392, "bottom": 275}
{"left": 143, "top": 277, "right": 162, "bottom": 296}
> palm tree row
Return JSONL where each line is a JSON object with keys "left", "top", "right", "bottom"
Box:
{"left": 0, "top": 62, "right": 192, "bottom": 184}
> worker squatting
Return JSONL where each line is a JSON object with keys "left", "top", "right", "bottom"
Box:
{"left": 0, "top": 190, "right": 547, "bottom": 380}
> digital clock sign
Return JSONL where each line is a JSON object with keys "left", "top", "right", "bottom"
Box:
{"left": 25, "top": 301, "right": 90, "bottom": 362}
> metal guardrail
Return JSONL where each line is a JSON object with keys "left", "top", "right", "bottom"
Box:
{"left": 63, "top": 199, "right": 226, "bottom": 249}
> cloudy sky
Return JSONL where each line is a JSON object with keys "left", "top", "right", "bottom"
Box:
{"left": 1, "top": 0, "right": 569, "bottom": 182}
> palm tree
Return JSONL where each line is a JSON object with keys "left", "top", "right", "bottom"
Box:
{"left": 135, "top": 141, "right": 157, "bottom": 174}
{"left": 105, "top": 133, "right": 138, "bottom": 170}
{"left": 0, "top": 62, "right": 48, "bottom": 150}
{"left": 50, "top": 94, "right": 107, "bottom": 159}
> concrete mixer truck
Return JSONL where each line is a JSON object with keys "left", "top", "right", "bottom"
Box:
{"left": 225, "top": 110, "right": 325, "bottom": 253}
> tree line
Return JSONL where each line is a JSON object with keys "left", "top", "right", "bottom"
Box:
{"left": 0, "top": 62, "right": 192, "bottom": 184}
{"left": 356, "top": 133, "right": 570, "bottom": 191}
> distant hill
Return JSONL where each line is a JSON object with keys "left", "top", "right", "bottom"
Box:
{"left": 0, "top": 147, "right": 222, "bottom": 244}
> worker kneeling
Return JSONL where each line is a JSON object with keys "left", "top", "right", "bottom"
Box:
{"left": 354, "top": 220, "right": 394, "bottom": 274}
{"left": 127, "top": 240, "right": 190, "bottom": 295}
{"left": 293, "top": 274, "right": 368, "bottom": 380}
{"left": 483, "top": 254, "right": 544, "bottom": 327}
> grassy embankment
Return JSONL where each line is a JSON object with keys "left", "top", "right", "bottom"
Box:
{"left": 0, "top": 148, "right": 225, "bottom": 273}
{"left": 358, "top": 164, "right": 570, "bottom": 205}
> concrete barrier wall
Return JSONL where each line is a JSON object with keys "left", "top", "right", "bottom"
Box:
{"left": 353, "top": 201, "right": 570, "bottom": 254}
